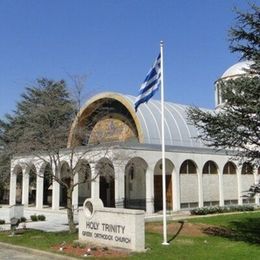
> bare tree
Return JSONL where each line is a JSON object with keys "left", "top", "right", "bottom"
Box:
{"left": 2, "top": 77, "right": 129, "bottom": 232}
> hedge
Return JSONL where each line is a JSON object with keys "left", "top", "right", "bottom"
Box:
{"left": 190, "top": 205, "right": 254, "bottom": 215}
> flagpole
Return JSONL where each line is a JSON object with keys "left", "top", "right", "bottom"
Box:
{"left": 160, "top": 41, "right": 169, "bottom": 245}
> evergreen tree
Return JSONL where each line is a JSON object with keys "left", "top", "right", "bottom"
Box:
{"left": 0, "top": 78, "right": 75, "bottom": 154}
{"left": 0, "top": 78, "right": 78, "bottom": 231}
{"left": 187, "top": 4, "right": 260, "bottom": 166}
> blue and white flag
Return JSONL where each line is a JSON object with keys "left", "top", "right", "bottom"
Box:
{"left": 135, "top": 53, "right": 161, "bottom": 111}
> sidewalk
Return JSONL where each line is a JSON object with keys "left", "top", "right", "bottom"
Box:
{"left": 0, "top": 205, "right": 192, "bottom": 232}
{"left": 0, "top": 242, "right": 77, "bottom": 260}
{"left": 0, "top": 206, "right": 78, "bottom": 232}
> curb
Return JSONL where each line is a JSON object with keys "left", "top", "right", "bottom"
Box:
{"left": 0, "top": 242, "right": 77, "bottom": 260}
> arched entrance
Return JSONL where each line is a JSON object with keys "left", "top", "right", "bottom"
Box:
{"left": 97, "top": 158, "right": 115, "bottom": 207}
{"left": 125, "top": 157, "right": 147, "bottom": 210}
{"left": 28, "top": 165, "right": 37, "bottom": 205}
{"left": 202, "top": 161, "right": 219, "bottom": 206}
{"left": 76, "top": 160, "right": 91, "bottom": 206}
{"left": 14, "top": 165, "right": 23, "bottom": 205}
{"left": 60, "top": 162, "right": 71, "bottom": 207}
{"left": 223, "top": 161, "right": 238, "bottom": 205}
{"left": 43, "top": 163, "right": 53, "bottom": 207}
{"left": 154, "top": 159, "right": 174, "bottom": 212}
{"left": 179, "top": 159, "right": 198, "bottom": 209}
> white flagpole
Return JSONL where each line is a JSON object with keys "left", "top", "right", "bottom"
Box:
{"left": 160, "top": 41, "right": 169, "bottom": 245}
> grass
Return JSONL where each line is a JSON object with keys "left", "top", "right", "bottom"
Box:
{"left": 0, "top": 230, "right": 77, "bottom": 251}
{"left": 188, "top": 210, "right": 260, "bottom": 227}
{"left": 133, "top": 211, "right": 260, "bottom": 259}
{"left": 0, "top": 211, "right": 260, "bottom": 259}
{"left": 131, "top": 233, "right": 260, "bottom": 260}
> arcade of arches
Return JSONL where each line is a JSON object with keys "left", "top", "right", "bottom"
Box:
{"left": 10, "top": 155, "right": 260, "bottom": 213}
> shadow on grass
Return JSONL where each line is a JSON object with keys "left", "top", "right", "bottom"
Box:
{"left": 167, "top": 221, "right": 184, "bottom": 243}
{"left": 203, "top": 217, "right": 260, "bottom": 244}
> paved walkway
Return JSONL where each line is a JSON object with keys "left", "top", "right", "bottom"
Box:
{"left": 0, "top": 205, "right": 191, "bottom": 232}
{"left": 0, "top": 242, "right": 76, "bottom": 260}
{"left": 0, "top": 206, "right": 79, "bottom": 232}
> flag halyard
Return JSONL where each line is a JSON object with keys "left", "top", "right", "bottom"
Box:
{"left": 134, "top": 53, "right": 161, "bottom": 111}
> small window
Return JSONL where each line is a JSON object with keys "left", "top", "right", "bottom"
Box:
{"left": 204, "top": 201, "right": 219, "bottom": 207}
{"left": 203, "top": 161, "right": 218, "bottom": 174}
{"left": 224, "top": 199, "right": 238, "bottom": 205}
{"left": 180, "top": 203, "right": 189, "bottom": 209}
{"left": 243, "top": 198, "right": 255, "bottom": 204}
{"left": 180, "top": 202, "right": 198, "bottom": 209}
{"left": 180, "top": 160, "right": 197, "bottom": 174}
{"left": 189, "top": 202, "right": 199, "bottom": 208}
{"left": 223, "top": 162, "right": 236, "bottom": 174}
{"left": 242, "top": 163, "right": 253, "bottom": 175}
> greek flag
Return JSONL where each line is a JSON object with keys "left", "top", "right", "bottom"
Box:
{"left": 135, "top": 53, "right": 161, "bottom": 111}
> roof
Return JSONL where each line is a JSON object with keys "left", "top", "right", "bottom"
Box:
{"left": 124, "top": 94, "right": 209, "bottom": 148}
{"left": 221, "top": 60, "right": 253, "bottom": 79}
{"left": 76, "top": 92, "right": 211, "bottom": 149}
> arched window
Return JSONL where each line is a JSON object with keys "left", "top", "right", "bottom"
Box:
{"left": 223, "top": 162, "right": 236, "bottom": 174}
{"left": 241, "top": 162, "right": 253, "bottom": 175}
{"left": 180, "top": 160, "right": 197, "bottom": 174}
{"left": 203, "top": 161, "right": 218, "bottom": 174}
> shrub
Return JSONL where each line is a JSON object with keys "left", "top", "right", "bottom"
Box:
{"left": 37, "top": 215, "right": 46, "bottom": 221}
{"left": 0, "top": 219, "right": 5, "bottom": 224}
{"left": 20, "top": 217, "right": 26, "bottom": 223}
{"left": 30, "top": 214, "right": 46, "bottom": 221}
{"left": 30, "top": 215, "right": 38, "bottom": 221}
{"left": 72, "top": 241, "right": 80, "bottom": 248}
{"left": 190, "top": 205, "right": 255, "bottom": 215}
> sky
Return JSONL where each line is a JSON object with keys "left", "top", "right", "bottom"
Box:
{"left": 0, "top": 0, "right": 257, "bottom": 118}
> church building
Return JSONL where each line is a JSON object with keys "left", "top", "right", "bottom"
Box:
{"left": 9, "top": 61, "right": 259, "bottom": 214}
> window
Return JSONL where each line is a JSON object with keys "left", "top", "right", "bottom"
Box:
{"left": 180, "top": 202, "right": 198, "bottom": 209}
{"left": 223, "top": 162, "right": 236, "bottom": 174}
{"left": 242, "top": 163, "right": 253, "bottom": 175}
{"left": 224, "top": 200, "right": 238, "bottom": 205}
{"left": 204, "top": 201, "right": 219, "bottom": 207}
{"left": 203, "top": 161, "right": 218, "bottom": 174}
{"left": 243, "top": 198, "right": 255, "bottom": 204}
{"left": 180, "top": 160, "right": 197, "bottom": 174}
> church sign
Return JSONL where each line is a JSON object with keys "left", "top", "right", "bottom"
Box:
{"left": 78, "top": 198, "right": 145, "bottom": 251}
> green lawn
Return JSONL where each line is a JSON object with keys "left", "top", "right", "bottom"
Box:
{"left": 0, "top": 230, "right": 77, "bottom": 251}
{"left": 0, "top": 211, "right": 260, "bottom": 259}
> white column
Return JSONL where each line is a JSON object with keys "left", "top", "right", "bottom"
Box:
{"left": 114, "top": 164, "right": 125, "bottom": 208}
{"left": 72, "top": 172, "right": 79, "bottom": 209}
{"left": 22, "top": 168, "right": 29, "bottom": 206}
{"left": 36, "top": 169, "right": 44, "bottom": 209}
{"left": 90, "top": 163, "right": 99, "bottom": 200}
{"left": 146, "top": 165, "right": 154, "bottom": 214}
{"left": 172, "top": 167, "right": 180, "bottom": 211}
{"left": 52, "top": 179, "right": 60, "bottom": 210}
{"left": 237, "top": 165, "right": 242, "bottom": 205}
{"left": 254, "top": 168, "right": 259, "bottom": 205}
{"left": 9, "top": 168, "right": 16, "bottom": 206}
{"left": 198, "top": 168, "right": 203, "bottom": 207}
{"left": 218, "top": 165, "right": 224, "bottom": 206}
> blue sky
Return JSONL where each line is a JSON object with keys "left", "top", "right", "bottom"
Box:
{"left": 0, "top": 0, "right": 255, "bottom": 118}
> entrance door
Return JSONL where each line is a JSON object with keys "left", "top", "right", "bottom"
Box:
{"left": 60, "top": 177, "right": 70, "bottom": 207}
{"left": 154, "top": 175, "right": 172, "bottom": 211}
{"left": 16, "top": 173, "right": 23, "bottom": 205}
{"left": 100, "top": 176, "right": 115, "bottom": 207}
